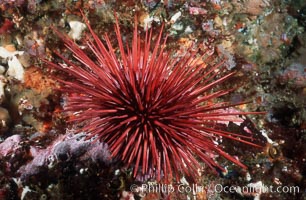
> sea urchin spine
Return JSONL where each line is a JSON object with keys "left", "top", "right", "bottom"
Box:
{"left": 46, "top": 13, "right": 263, "bottom": 181}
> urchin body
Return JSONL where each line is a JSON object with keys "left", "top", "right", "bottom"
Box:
{"left": 47, "top": 14, "right": 261, "bottom": 181}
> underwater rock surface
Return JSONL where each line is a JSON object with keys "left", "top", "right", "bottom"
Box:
{"left": 0, "top": 0, "right": 305, "bottom": 199}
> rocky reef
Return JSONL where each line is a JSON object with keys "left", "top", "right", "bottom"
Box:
{"left": 0, "top": 0, "right": 305, "bottom": 199}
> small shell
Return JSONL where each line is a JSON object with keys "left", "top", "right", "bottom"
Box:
{"left": 170, "top": 11, "right": 181, "bottom": 23}
{"left": 68, "top": 21, "right": 87, "bottom": 40}
{"left": 7, "top": 56, "right": 25, "bottom": 82}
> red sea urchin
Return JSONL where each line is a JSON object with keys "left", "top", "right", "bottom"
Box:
{"left": 46, "top": 13, "right": 263, "bottom": 181}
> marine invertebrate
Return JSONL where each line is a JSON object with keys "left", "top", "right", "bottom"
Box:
{"left": 46, "top": 13, "right": 263, "bottom": 181}
{"left": 0, "top": 18, "right": 14, "bottom": 34}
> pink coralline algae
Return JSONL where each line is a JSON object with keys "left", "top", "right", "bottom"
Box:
{"left": 189, "top": 7, "right": 208, "bottom": 15}
{"left": 18, "top": 133, "right": 111, "bottom": 182}
{"left": 0, "top": 135, "right": 22, "bottom": 157}
{"left": 0, "top": 131, "right": 118, "bottom": 199}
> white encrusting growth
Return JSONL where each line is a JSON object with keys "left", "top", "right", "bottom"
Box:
{"left": 68, "top": 21, "right": 86, "bottom": 40}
